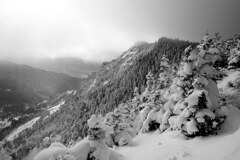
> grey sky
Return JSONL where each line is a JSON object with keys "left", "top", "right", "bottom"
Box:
{"left": 0, "top": 0, "right": 240, "bottom": 63}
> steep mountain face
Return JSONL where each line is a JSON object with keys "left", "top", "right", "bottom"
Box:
{"left": 83, "top": 38, "right": 197, "bottom": 114}
{"left": 85, "top": 41, "right": 153, "bottom": 93}
{"left": 23, "top": 57, "right": 101, "bottom": 78}
{"left": 0, "top": 61, "right": 82, "bottom": 117}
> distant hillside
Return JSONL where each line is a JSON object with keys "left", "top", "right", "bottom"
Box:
{"left": 23, "top": 57, "right": 101, "bottom": 78}
{"left": 0, "top": 61, "right": 82, "bottom": 116}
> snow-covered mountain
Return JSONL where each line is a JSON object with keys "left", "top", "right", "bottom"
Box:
{"left": 2, "top": 34, "right": 240, "bottom": 160}
{"left": 86, "top": 41, "right": 153, "bottom": 91}
{"left": 31, "top": 34, "right": 240, "bottom": 160}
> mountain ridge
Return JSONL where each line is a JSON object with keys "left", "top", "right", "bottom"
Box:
{"left": 0, "top": 61, "right": 82, "bottom": 117}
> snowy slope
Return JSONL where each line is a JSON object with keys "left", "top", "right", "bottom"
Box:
{"left": 118, "top": 105, "right": 240, "bottom": 160}
{"left": 32, "top": 70, "right": 240, "bottom": 160}
{"left": 115, "top": 70, "right": 240, "bottom": 160}
{"left": 6, "top": 116, "right": 40, "bottom": 141}
{"left": 6, "top": 101, "right": 65, "bottom": 140}
{"left": 48, "top": 100, "right": 65, "bottom": 115}
{"left": 33, "top": 105, "right": 240, "bottom": 160}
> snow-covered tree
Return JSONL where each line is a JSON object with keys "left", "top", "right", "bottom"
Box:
{"left": 87, "top": 114, "right": 112, "bottom": 160}
{"left": 132, "top": 87, "right": 141, "bottom": 109}
{"left": 170, "top": 34, "right": 226, "bottom": 137}
{"left": 228, "top": 40, "right": 240, "bottom": 69}
{"left": 141, "top": 71, "right": 155, "bottom": 102}
{"left": 157, "top": 55, "right": 172, "bottom": 90}
{"left": 104, "top": 105, "right": 133, "bottom": 146}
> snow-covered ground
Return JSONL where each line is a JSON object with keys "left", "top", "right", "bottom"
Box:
{"left": 37, "top": 100, "right": 47, "bottom": 106}
{"left": 48, "top": 100, "right": 65, "bottom": 115}
{"left": 4, "top": 101, "right": 65, "bottom": 141}
{"left": 118, "top": 105, "right": 240, "bottom": 160}
{"left": 6, "top": 116, "right": 40, "bottom": 141}
{"left": 66, "top": 90, "right": 77, "bottom": 95}
{"left": 33, "top": 105, "right": 240, "bottom": 160}
{"left": 103, "top": 80, "right": 109, "bottom": 85}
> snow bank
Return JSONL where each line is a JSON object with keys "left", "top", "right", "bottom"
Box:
{"left": 34, "top": 138, "right": 124, "bottom": 160}
{"left": 48, "top": 100, "right": 65, "bottom": 115}
{"left": 118, "top": 105, "right": 240, "bottom": 160}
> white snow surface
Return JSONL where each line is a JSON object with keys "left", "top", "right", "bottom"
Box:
{"left": 218, "top": 70, "right": 240, "bottom": 95}
{"left": 118, "top": 105, "right": 240, "bottom": 160}
{"left": 48, "top": 100, "right": 65, "bottom": 115}
{"left": 34, "top": 139, "right": 123, "bottom": 160}
{"left": 6, "top": 116, "right": 40, "bottom": 141}
{"left": 66, "top": 90, "right": 77, "bottom": 95}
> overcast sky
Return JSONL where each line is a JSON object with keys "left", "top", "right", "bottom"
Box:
{"left": 0, "top": 0, "right": 240, "bottom": 63}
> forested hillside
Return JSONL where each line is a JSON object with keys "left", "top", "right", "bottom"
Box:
{"left": 85, "top": 38, "right": 197, "bottom": 114}
{"left": 0, "top": 62, "right": 82, "bottom": 115}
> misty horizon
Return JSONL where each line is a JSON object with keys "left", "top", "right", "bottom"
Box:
{"left": 1, "top": 0, "right": 240, "bottom": 64}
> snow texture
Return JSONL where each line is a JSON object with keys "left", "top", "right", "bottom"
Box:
{"left": 6, "top": 116, "right": 40, "bottom": 141}
{"left": 118, "top": 105, "right": 240, "bottom": 160}
{"left": 48, "top": 100, "right": 65, "bottom": 115}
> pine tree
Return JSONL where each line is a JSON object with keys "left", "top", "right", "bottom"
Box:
{"left": 228, "top": 39, "right": 240, "bottom": 69}
{"left": 141, "top": 71, "right": 155, "bottom": 102}
{"left": 171, "top": 34, "right": 226, "bottom": 137}
{"left": 132, "top": 87, "right": 141, "bottom": 109}
{"left": 157, "top": 55, "right": 171, "bottom": 90}
{"left": 87, "top": 115, "right": 111, "bottom": 160}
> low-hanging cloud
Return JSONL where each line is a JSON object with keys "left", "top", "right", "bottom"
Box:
{"left": 0, "top": 0, "right": 240, "bottom": 63}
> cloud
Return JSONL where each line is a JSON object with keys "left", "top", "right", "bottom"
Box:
{"left": 0, "top": 0, "right": 240, "bottom": 63}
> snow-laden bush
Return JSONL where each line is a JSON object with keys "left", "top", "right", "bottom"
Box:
{"left": 104, "top": 107, "right": 133, "bottom": 146}
{"left": 140, "top": 107, "right": 163, "bottom": 133}
{"left": 87, "top": 114, "right": 113, "bottom": 160}
{"left": 136, "top": 105, "right": 152, "bottom": 133}
{"left": 228, "top": 43, "right": 240, "bottom": 69}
